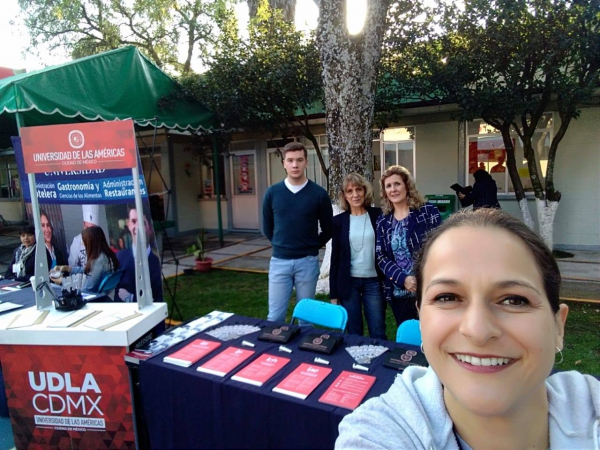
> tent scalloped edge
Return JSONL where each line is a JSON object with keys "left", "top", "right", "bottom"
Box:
{"left": 1, "top": 105, "right": 211, "bottom": 133}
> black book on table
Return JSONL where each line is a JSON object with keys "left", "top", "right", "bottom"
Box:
{"left": 298, "top": 332, "right": 343, "bottom": 355}
{"left": 257, "top": 324, "right": 300, "bottom": 343}
{"left": 383, "top": 347, "right": 428, "bottom": 372}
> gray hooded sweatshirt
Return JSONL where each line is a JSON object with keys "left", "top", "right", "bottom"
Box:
{"left": 336, "top": 366, "right": 599, "bottom": 450}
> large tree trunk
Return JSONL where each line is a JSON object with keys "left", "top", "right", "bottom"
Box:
{"left": 315, "top": 0, "right": 389, "bottom": 294}
{"left": 317, "top": 0, "right": 389, "bottom": 196}
{"left": 316, "top": 204, "right": 342, "bottom": 295}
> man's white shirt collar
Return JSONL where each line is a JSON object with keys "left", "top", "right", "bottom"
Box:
{"left": 284, "top": 178, "right": 308, "bottom": 193}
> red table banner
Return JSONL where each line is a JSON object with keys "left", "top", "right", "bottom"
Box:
{"left": 20, "top": 121, "right": 137, "bottom": 174}
{"left": 0, "top": 344, "right": 135, "bottom": 449}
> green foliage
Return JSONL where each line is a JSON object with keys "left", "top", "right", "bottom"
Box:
{"left": 185, "top": 228, "right": 208, "bottom": 260}
{"left": 382, "top": 0, "right": 600, "bottom": 201}
{"left": 179, "top": 0, "right": 324, "bottom": 154}
{"left": 17, "top": 0, "right": 228, "bottom": 74}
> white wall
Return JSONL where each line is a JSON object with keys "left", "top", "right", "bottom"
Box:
{"left": 0, "top": 200, "right": 23, "bottom": 222}
{"left": 551, "top": 108, "right": 600, "bottom": 248}
{"left": 415, "top": 121, "right": 460, "bottom": 201}
{"left": 198, "top": 200, "right": 230, "bottom": 230}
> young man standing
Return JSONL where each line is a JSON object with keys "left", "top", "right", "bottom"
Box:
{"left": 262, "top": 142, "right": 333, "bottom": 322}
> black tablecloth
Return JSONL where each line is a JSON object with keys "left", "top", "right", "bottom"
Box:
{"left": 138, "top": 315, "right": 417, "bottom": 450}
{"left": 0, "top": 280, "right": 38, "bottom": 313}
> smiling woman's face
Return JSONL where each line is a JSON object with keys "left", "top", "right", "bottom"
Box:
{"left": 419, "top": 226, "right": 568, "bottom": 417}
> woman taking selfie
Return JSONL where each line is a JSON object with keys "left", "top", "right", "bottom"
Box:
{"left": 336, "top": 209, "right": 599, "bottom": 449}
{"left": 330, "top": 173, "right": 385, "bottom": 339}
{"left": 376, "top": 165, "right": 441, "bottom": 326}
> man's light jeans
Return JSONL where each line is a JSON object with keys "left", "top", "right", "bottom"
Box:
{"left": 268, "top": 255, "right": 320, "bottom": 322}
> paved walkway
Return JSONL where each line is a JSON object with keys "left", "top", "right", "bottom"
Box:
{"left": 159, "top": 231, "right": 599, "bottom": 302}
{"left": 159, "top": 233, "right": 325, "bottom": 278}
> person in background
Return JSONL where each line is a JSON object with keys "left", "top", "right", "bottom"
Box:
{"left": 458, "top": 168, "right": 501, "bottom": 210}
{"left": 116, "top": 206, "right": 163, "bottom": 302}
{"left": 4, "top": 225, "right": 51, "bottom": 281}
{"left": 330, "top": 173, "right": 386, "bottom": 339}
{"left": 56, "top": 226, "right": 119, "bottom": 293}
{"left": 262, "top": 142, "right": 333, "bottom": 322}
{"left": 69, "top": 204, "right": 101, "bottom": 268}
{"left": 336, "top": 209, "right": 599, "bottom": 450}
{"left": 376, "top": 165, "right": 441, "bottom": 326}
{"left": 40, "top": 209, "right": 67, "bottom": 268}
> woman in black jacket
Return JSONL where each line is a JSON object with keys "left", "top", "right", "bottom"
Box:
{"left": 330, "top": 173, "right": 386, "bottom": 339}
{"left": 459, "top": 169, "right": 501, "bottom": 210}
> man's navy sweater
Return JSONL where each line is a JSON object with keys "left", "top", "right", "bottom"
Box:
{"left": 262, "top": 180, "right": 333, "bottom": 259}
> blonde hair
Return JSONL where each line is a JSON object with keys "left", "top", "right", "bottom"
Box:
{"left": 379, "top": 165, "right": 425, "bottom": 214}
{"left": 338, "top": 173, "right": 374, "bottom": 211}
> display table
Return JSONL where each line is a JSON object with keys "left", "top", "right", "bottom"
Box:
{"left": 138, "top": 315, "right": 417, "bottom": 449}
{"left": 0, "top": 302, "right": 167, "bottom": 450}
{"left": 0, "top": 280, "right": 106, "bottom": 315}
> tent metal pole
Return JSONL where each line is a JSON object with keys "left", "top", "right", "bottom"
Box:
{"left": 212, "top": 137, "right": 224, "bottom": 247}
{"left": 15, "top": 113, "right": 41, "bottom": 233}
{"left": 15, "top": 111, "right": 51, "bottom": 309}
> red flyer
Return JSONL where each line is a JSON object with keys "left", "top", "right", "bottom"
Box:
{"left": 272, "top": 363, "right": 332, "bottom": 400}
{"left": 231, "top": 354, "right": 290, "bottom": 386}
{"left": 163, "top": 339, "right": 222, "bottom": 368}
{"left": 196, "top": 347, "right": 255, "bottom": 377}
{"left": 318, "top": 371, "right": 377, "bottom": 410}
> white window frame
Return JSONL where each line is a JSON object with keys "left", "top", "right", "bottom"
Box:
{"left": 465, "top": 114, "right": 554, "bottom": 195}
{"left": 380, "top": 126, "right": 417, "bottom": 180}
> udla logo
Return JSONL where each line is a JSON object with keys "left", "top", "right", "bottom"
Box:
{"left": 68, "top": 130, "right": 85, "bottom": 149}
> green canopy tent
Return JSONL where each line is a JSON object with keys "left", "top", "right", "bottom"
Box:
{"left": 0, "top": 45, "right": 215, "bottom": 140}
{"left": 0, "top": 46, "right": 224, "bottom": 244}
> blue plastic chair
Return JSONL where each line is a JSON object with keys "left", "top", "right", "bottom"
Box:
{"left": 291, "top": 298, "right": 348, "bottom": 332}
{"left": 396, "top": 319, "right": 422, "bottom": 346}
{"left": 96, "top": 270, "right": 124, "bottom": 295}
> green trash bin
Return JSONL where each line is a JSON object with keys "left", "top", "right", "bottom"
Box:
{"left": 425, "top": 195, "right": 456, "bottom": 221}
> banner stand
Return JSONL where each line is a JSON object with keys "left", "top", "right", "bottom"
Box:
{"left": 1, "top": 118, "right": 167, "bottom": 450}
{"left": 17, "top": 118, "right": 153, "bottom": 310}
{"left": 131, "top": 163, "right": 153, "bottom": 310}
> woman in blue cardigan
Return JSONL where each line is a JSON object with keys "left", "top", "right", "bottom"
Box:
{"left": 330, "top": 173, "right": 386, "bottom": 339}
{"left": 376, "top": 165, "right": 441, "bottom": 326}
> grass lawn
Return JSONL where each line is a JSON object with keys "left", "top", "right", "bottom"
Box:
{"left": 165, "top": 269, "right": 600, "bottom": 375}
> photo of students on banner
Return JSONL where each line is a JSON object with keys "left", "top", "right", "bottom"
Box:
{"left": 14, "top": 136, "right": 163, "bottom": 302}
{"left": 39, "top": 205, "right": 68, "bottom": 268}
